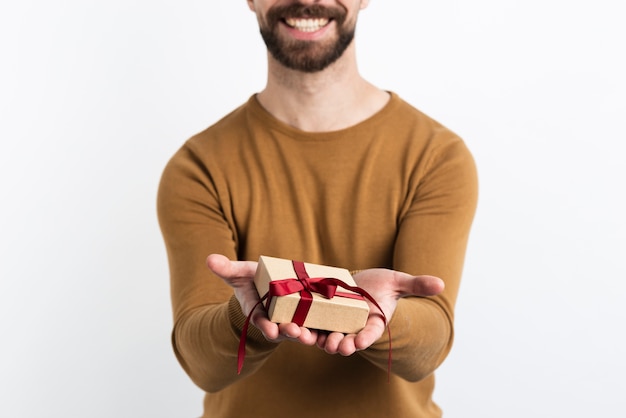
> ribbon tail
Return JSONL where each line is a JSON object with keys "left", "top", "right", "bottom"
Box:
{"left": 354, "top": 287, "right": 392, "bottom": 382}
{"left": 238, "top": 292, "right": 269, "bottom": 375}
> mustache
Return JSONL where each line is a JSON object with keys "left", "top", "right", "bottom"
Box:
{"left": 265, "top": 3, "right": 347, "bottom": 26}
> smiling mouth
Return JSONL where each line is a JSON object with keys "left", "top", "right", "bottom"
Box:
{"left": 283, "top": 17, "right": 331, "bottom": 32}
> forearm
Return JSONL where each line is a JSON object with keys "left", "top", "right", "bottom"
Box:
{"left": 173, "top": 296, "right": 278, "bottom": 393}
{"left": 358, "top": 296, "right": 452, "bottom": 382}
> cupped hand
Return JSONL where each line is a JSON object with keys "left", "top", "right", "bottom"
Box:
{"left": 316, "top": 268, "right": 444, "bottom": 355}
{"left": 205, "top": 254, "right": 318, "bottom": 346}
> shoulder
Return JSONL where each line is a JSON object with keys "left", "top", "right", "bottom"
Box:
{"left": 378, "top": 92, "right": 473, "bottom": 161}
{"left": 388, "top": 93, "right": 459, "bottom": 139}
{"left": 186, "top": 97, "right": 257, "bottom": 152}
{"left": 163, "top": 95, "right": 266, "bottom": 172}
{"left": 383, "top": 93, "right": 477, "bottom": 192}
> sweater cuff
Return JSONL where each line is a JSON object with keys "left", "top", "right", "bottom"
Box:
{"left": 227, "top": 295, "right": 274, "bottom": 348}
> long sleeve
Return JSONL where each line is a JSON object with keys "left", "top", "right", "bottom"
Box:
{"left": 157, "top": 143, "right": 278, "bottom": 392}
{"left": 358, "top": 136, "right": 478, "bottom": 381}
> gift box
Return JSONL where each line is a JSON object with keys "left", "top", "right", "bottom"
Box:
{"left": 253, "top": 255, "right": 370, "bottom": 334}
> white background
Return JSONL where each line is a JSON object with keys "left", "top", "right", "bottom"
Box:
{"left": 1, "top": 1, "right": 624, "bottom": 417}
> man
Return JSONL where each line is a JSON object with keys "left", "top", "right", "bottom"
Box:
{"left": 157, "top": 1, "right": 478, "bottom": 417}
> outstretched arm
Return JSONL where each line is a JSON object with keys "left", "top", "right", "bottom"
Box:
{"left": 356, "top": 137, "right": 478, "bottom": 381}
{"left": 158, "top": 145, "right": 281, "bottom": 393}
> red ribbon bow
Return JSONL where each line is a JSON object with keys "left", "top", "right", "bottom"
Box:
{"left": 238, "top": 261, "right": 392, "bottom": 378}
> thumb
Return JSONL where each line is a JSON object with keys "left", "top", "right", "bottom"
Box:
{"left": 206, "top": 254, "right": 257, "bottom": 279}
{"left": 394, "top": 272, "right": 445, "bottom": 297}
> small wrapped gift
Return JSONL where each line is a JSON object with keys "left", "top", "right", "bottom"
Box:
{"left": 238, "top": 255, "right": 390, "bottom": 375}
{"left": 253, "top": 255, "right": 370, "bottom": 334}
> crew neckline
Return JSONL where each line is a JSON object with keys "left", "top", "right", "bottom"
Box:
{"left": 246, "top": 92, "right": 401, "bottom": 141}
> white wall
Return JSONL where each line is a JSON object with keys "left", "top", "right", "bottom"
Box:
{"left": 1, "top": 1, "right": 624, "bottom": 417}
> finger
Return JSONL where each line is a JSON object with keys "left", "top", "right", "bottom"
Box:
{"left": 316, "top": 332, "right": 329, "bottom": 348}
{"left": 354, "top": 316, "right": 386, "bottom": 350}
{"left": 264, "top": 324, "right": 318, "bottom": 346}
{"left": 322, "top": 332, "right": 345, "bottom": 354}
{"left": 395, "top": 272, "right": 445, "bottom": 297}
{"left": 206, "top": 254, "right": 258, "bottom": 279}
{"left": 274, "top": 324, "right": 317, "bottom": 345}
{"left": 254, "top": 316, "right": 281, "bottom": 341}
{"left": 278, "top": 323, "right": 302, "bottom": 339}
{"left": 337, "top": 334, "right": 357, "bottom": 356}
{"left": 249, "top": 307, "right": 278, "bottom": 338}
{"left": 296, "top": 327, "right": 318, "bottom": 346}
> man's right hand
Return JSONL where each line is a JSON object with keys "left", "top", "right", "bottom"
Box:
{"left": 205, "top": 254, "right": 319, "bottom": 346}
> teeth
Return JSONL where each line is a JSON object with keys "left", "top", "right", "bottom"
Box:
{"left": 284, "top": 18, "right": 329, "bottom": 32}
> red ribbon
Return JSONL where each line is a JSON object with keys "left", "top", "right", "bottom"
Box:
{"left": 238, "top": 261, "right": 392, "bottom": 379}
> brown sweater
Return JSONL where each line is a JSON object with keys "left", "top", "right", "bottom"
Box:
{"left": 157, "top": 93, "right": 478, "bottom": 417}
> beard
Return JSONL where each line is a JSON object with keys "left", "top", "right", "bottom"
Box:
{"left": 258, "top": 3, "right": 356, "bottom": 73}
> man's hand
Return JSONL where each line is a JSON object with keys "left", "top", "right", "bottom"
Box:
{"left": 207, "top": 255, "right": 443, "bottom": 354}
{"left": 316, "top": 269, "right": 444, "bottom": 355}
{"left": 206, "top": 254, "right": 318, "bottom": 346}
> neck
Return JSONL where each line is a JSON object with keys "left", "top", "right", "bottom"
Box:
{"left": 256, "top": 43, "right": 389, "bottom": 132}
